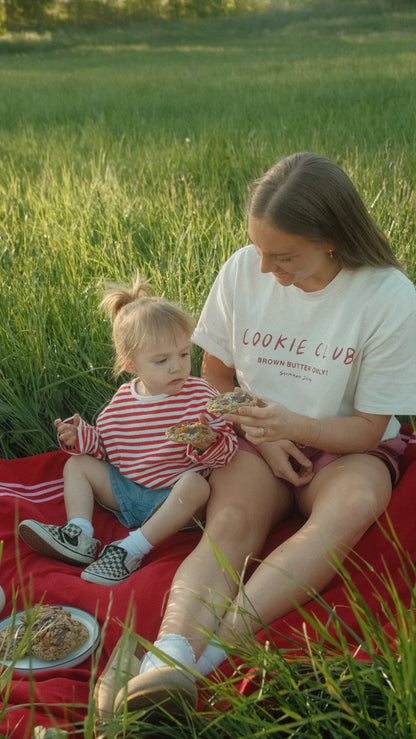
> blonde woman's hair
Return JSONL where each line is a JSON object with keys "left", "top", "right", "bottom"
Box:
{"left": 248, "top": 152, "right": 402, "bottom": 270}
{"left": 99, "top": 274, "right": 195, "bottom": 376}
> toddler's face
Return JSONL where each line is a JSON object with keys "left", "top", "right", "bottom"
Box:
{"left": 128, "top": 330, "right": 192, "bottom": 397}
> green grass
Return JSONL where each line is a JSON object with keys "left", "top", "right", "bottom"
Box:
{"left": 1, "top": 0, "right": 416, "bottom": 457}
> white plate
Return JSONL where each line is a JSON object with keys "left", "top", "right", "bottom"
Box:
{"left": 0, "top": 605, "right": 100, "bottom": 674}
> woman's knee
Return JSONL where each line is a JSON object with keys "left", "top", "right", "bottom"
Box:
{"left": 342, "top": 480, "right": 391, "bottom": 525}
{"left": 308, "top": 470, "right": 392, "bottom": 545}
{"left": 302, "top": 456, "right": 392, "bottom": 518}
{"left": 204, "top": 501, "right": 270, "bottom": 554}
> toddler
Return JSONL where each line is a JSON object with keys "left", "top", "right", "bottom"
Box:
{"left": 19, "top": 275, "right": 237, "bottom": 586}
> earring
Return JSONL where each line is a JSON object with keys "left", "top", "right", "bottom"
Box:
{"left": 328, "top": 249, "right": 335, "bottom": 259}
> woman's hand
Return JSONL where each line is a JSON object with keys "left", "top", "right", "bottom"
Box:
{"left": 259, "top": 440, "right": 314, "bottom": 487}
{"left": 224, "top": 399, "right": 293, "bottom": 444}
{"left": 54, "top": 414, "right": 80, "bottom": 449}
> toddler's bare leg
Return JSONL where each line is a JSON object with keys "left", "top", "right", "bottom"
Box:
{"left": 141, "top": 472, "right": 210, "bottom": 546}
{"left": 63, "top": 455, "right": 117, "bottom": 521}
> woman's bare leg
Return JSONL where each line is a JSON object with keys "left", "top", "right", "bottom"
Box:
{"left": 219, "top": 454, "right": 392, "bottom": 638}
{"left": 156, "top": 450, "right": 293, "bottom": 659}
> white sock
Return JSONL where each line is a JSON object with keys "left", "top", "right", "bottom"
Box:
{"left": 68, "top": 518, "right": 94, "bottom": 538}
{"left": 118, "top": 528, "right": 153, "bottom": 557}
{"left": 139, "top": 634, "right": 196, "bottom": 674}
{"left": 195, "top": 641, "right": 227, "bottom": 676}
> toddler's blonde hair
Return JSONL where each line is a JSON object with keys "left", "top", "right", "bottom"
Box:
{"left": 99, "top": 273, "right": 195, "bottom": 376}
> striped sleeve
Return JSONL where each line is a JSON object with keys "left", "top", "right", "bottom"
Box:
{"left": 76, "top": 418, "right": 107, "bottom": 459}
{"left": 186, "top": 414, "right": 238, "bottom": 467}
{"left": 57, "top": 415, "right": 107, "bottom": 460}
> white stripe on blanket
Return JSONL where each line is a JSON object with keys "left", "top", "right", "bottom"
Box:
{"left": 0, "top": 479, "right": 64, "bottom": 502}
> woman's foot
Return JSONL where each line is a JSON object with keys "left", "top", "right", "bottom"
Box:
{"left": 114, "top": 664, "right": 198, "bottom": 718}
{"left": 94, "top": 634, "right": 143, "bottom": 718}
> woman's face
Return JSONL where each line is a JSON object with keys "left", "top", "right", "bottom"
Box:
{"left": 248, "top": 217, "right": 340, "bottom": 292}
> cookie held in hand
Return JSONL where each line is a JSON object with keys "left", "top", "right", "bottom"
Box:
{"left": 205, "top": 391, "right": 257, "bottom": 417}
{"left": 165, "top": 422, "right": 217, "bottom": 451}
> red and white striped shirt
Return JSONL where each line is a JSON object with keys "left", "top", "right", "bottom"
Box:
{"left": 61, "top": 376, "right": 238, "bottom": 489}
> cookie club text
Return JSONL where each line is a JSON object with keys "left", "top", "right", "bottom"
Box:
{"left": 242, "top": 328, "right": 356, "bottom": 365}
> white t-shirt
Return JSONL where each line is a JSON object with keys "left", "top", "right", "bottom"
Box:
{"left": 192, "top": 245, "right": 416, "bottom": 441}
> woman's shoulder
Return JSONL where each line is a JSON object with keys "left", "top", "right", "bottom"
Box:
{"left": 228, "top": 243, "right": 257, "bottom": 262}
{"left": 341, "top": 268, "right": 416, "bottom": 332}
{"left": 219, "top": 244, "right": 258, "bottom": 272}
{"left": 217, "top": 245, "right": 264, "bottom": 289}
{"left": 348, "top": 266, "right": 416, "bottom": 301}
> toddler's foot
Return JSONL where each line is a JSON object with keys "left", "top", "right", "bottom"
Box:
{"left": 18, "top": 520, "right": 100, "bottom": 566}
{"left": 81, "top": 542, "right": 143, "bottom": 585}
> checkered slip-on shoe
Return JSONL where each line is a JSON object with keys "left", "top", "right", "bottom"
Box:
{"left": 80, "top": 542, "right": 143, "bottom": 585}
{"left": 18, "top": 520, "right": 100, "bottom": 566}
{"left": 94, "top": 634, "right": 143, "bottom": 719}
{"left": 113, "top": 664, "right": 198, "bottom": 719}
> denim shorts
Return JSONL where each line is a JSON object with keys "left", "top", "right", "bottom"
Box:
{"left": 101, "top": 463, "right": 173, "bottom": 528}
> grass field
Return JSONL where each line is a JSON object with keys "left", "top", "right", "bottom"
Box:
{"left": 1, "top": 2, "right": 416, "bottom": 735}
{"left": 0, "top": 0, "right": 415, "bottom": 458}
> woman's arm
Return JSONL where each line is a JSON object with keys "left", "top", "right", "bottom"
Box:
{"left": 225, "top": 402, "right": 391, "bottom": 454}
{"left": 202, "top": 352, "right": 391, "bottom": 453}
{"left": 201, "top": 352, "right": 236, "bottom": 394}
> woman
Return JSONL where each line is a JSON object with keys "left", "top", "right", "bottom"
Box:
{"left": 95, "top": 152, "right": 416, "bottom": 718}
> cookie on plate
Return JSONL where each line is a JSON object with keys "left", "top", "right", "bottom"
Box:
{"left": 0, "top": 622, "right": 26, "bottom": 660}
{"left": 30, "top": 606, "right": 89, "bottom": 661}
{"left": 0, "top": 605, "right": 89, "bottom": 662}
{"left": 205, "top": 391, "right": 257, "bottom": 417}
{"left": 165, "top": 422, "right": 217, "bottom": 451}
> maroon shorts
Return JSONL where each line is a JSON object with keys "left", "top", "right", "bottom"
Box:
{"left": 237, "top": 436, "right": 406, "bottom": 486}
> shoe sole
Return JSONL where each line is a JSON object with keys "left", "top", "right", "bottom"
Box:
{"left": 94, "top": 634, "right": 143, "bottom": 719}
{"left": 115, "top": 666, "right": 198, "bottom": 718}
{"left": 80, "top": 569, "right": 130, "bottom": 585}
{"left": 19, "top": 523, "right": 94, "bottom": 566}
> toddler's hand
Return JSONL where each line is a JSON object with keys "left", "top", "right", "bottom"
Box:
{"left": 54, "top": 413, "right": 80, "bottom": 448}
{"left": 193, "top": 413, "right": 218, "bottom": 450}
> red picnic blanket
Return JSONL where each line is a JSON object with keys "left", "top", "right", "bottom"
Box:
{"left": 1, "top": 428, "right": 416, "bottom": 738}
